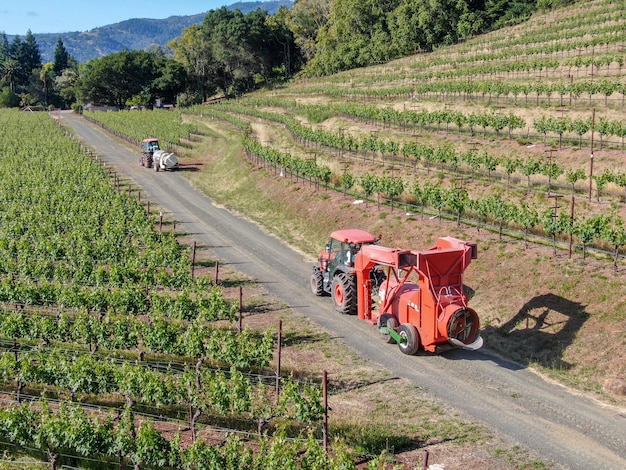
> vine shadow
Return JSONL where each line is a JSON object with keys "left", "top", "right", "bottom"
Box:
{"left": 482, "top": 293, "right": 589, "bottom": 369}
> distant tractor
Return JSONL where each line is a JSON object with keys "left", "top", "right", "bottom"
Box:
{"left": 311, "top": 229, "right": 385, "bottom": 315}
{"left": 312, "top": 230, "right": 482, "bottom": 354}
{"left": 140, "top": 138, "right": 179, "bottom": 172}
{"left": 140, "top": 138, "right": 159, "bottom": 168}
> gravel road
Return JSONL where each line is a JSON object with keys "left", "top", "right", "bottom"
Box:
{"left": 60, "top": 111, "right": 626, "bottom": 469}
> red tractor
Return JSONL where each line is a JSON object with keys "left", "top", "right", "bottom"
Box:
{"left": 310, "top": 229, "right": 385, "bottom": 314}
{"left": 312, "top": 230, "right": 482, "bottom": 354}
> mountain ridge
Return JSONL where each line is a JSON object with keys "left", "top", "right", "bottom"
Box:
{"left": 7, "top": 1, "right": 292, "bottom": 63}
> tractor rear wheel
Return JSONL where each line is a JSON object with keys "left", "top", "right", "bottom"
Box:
{"left": 397, "top": 324, "right": 420, "bottom": 355}
{"left": 310, "top": 267, "right": 325, "bottom": 296}
{"left": 378, "top": 314, "right": 398, "bottom": 344}
{"left": 331, "top": 272, "right": 356, "bottom": 314}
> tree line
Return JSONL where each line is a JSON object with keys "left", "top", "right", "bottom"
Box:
{"left": 1, "top": 0, "right": 581, "bottom": 108}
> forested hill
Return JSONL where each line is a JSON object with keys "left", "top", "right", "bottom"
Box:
{"left": 9, "top": 1, "right": 292, "bottom": 63}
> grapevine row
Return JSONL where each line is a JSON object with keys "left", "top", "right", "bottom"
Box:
{"left": 0, "top": 308, "right": 269, "bottom": 368}
{"left": 0, "top": 400, "right": 351, "bottom": 469}
{"left": 83, "top": 109, "right": 199, "bottom": 150}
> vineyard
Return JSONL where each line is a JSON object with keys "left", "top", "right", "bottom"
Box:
{"left": 4, "top": 0, "right": 626, "bottom": 467}
{"left": 82, "top": 108, "right": 201, "bottom": 151}
{"left": 0, "top": 109, "right": 359, "bottom": 469}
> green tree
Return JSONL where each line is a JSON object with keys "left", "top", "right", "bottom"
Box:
{"left": 55, "top": 68, "right": 78, "bottom": 107}
{"left": 39, "top": 62, "right": 55, "bottom": 106}
{"left": 287, "top": 0, "right": 331, "bottom": 61}
{"left": 8, "top": 31, "right": 42, "bottom": 92}
{"left": 76, "top": 50, "right": 182, "bottom": 107}
{"left": 167, "top": 24, "right": 218, "bottom": 103}
{"left": 0, "top": 86, "right": 19, "bottom": 107}
{"left": 151, "top": 57, "right": 188, "bottom": 105}
{"left": 198, "top": 7, "right": 299, "bottom": 96}
{"left": 52, "top": 37, "right": 69, "bottom": 75}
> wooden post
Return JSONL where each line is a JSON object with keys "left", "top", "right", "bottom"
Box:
{"left": 191, "top": 241, "right": 196, "bottom": 278}
{"left": 323, "top": 370, "right": 328, "bottom": 452}
{"left": 569, "top": 196, "right": 574, "bottom": 259}
{"left": 147, "top": 200, "right": 150, "bottom": 215}
{"left": 275, "top": 320, "right": 282, "bottom": 401}
{"left": 589, "top": 108, "right": 595, "bottom": 201}
{"left": 214, "top": 261, "right": 219, "bottom": 284}
{"left": 239, "top": 286, "right": 243, "bottom": 333}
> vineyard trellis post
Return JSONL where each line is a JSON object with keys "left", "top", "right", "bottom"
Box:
{"left": 191, "top": 241, "right": 196, "bottom": 278}
{"left": 238, "top": 286, "right": 243, "bottom": 332}
{"left": 548, "top": 194, "right": 563, "bottom": 257}
{"left": 589, "top": 108, "right": 595, "bottom": 201}
{"left": 569, "top": 196, "right": 574, "bottom": 259}
{"left": 544, "top": 147, "right": 557, "bottom": 195}
{"left": 323, "top": 370, "right": 328, "bottom": 452}
{"left": 276, "top": 320, "right": 282, "bottom": 402}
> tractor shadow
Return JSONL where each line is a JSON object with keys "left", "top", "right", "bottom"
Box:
{"left": 478, "top": 293, "right": 589, "bottom": 370}
{"left": 175, "top": 163, "right": 201, "bottom": 172}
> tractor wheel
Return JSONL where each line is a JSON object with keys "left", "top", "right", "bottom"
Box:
{"left": 147, "top": 156, "right": 153, "bottom": 168}
{"left": 310, "top": 267, "right": 325, "bottom": 296}
{"left": 331, "top": 272, "right": 356, "bottom": 315}
{"left": 397, "top": 324, "right": 420, "bottom": 355}
{"left": 155, "top": 163, "right": 159, "bottom": 172}
{"left": 378, "top": 314, "right": 398, "bottom": 344}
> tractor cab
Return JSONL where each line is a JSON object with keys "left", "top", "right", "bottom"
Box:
{"left": 311, "top": 229, "right": 383, "bottom": 314}
{"left": 322, "top": 229, "right": 379, "bottom": 279}
{"left": 142, "top": 138, "right": 160, "bottom": 154}
{"left": 140, "top": 138, "right": 160, "bottom": 168}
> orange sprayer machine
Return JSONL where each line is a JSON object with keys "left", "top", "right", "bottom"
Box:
{"left": 354, "top": 236, "right": 482, "bottom": 354}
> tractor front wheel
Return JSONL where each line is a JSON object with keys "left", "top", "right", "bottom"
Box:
{"left": 310, "top": 267, "right": 325, "bottom": 296}
{"left": 331, "top": 272, "right": 356, "bottom": 314}
{"left": 378, "top": 314, "right": 398, "bottom": 344}
{"left": 397, "top": 324, "right": 420, "bottom": 355}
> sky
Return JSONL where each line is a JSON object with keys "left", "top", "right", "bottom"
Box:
{"left": 1, "top": 1, "right": 231, "bottom": 36}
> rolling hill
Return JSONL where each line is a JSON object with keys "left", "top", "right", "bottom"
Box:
{"left": 9, "top": 1, "right": 292, "bottom": 63}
